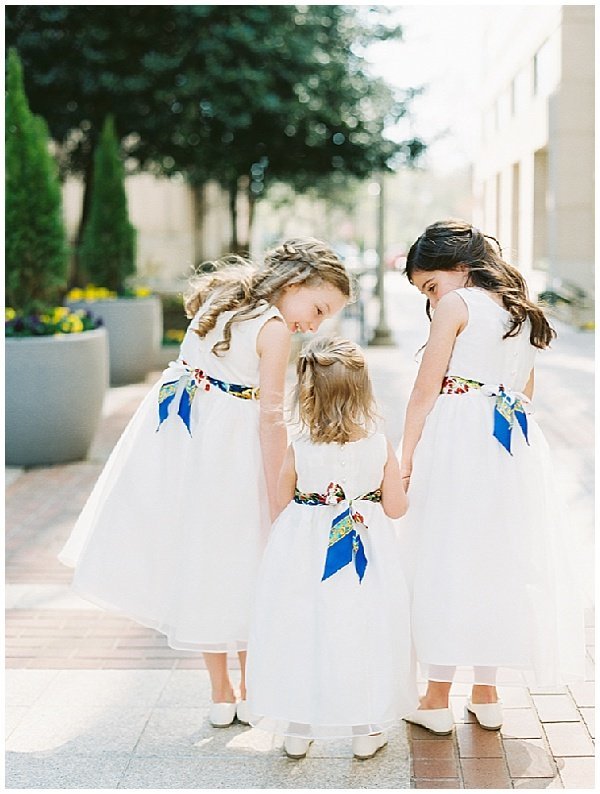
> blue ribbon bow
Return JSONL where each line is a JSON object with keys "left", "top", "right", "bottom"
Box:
{"left": 322, "top": 503, "right": 369, "bottom": 583}
{"left": 157, "top": 374, "right": 198, "bottom": 435}
{"left": 486, "top": 385, "right": 529, "bottom": 454}
{"left": 442, "top": 376, "right": 531, "bottom": 455}
{"left": 157, "top": 362, "right": 259, "bottom": 436}
{"left": 294, "top": 483, "right": 381, "bottom": 584}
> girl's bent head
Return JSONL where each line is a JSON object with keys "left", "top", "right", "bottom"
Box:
{"left": 293, "top": 336, "right": 377, "bottom": 444}
{"left": 185, "top": 238, "right": 351, "bottom": 355}
{"left": 405, "top": 219, "right": 555, "bottom": 349}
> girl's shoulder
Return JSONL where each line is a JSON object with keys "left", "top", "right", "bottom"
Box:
{"left": 456, "top": 286, "right": 508, "bottom": 313}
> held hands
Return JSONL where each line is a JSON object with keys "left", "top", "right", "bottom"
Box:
{"left": 400, "top": 467, "right": 412, "bottom": 491}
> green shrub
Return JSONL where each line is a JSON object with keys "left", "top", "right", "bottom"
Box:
{"left": 5, "top": 49, "right": 69, "bottom": 311}
{"left": 79, "top": 116, "right": 136, "bottom": 292}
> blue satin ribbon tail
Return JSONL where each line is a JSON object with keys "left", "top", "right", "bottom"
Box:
{"left": 322, "top": 531, "right": 354, "bottom": 581}
{"left": 157, "top": 381, "right": 178, "bottom": 430}
{"left": 353, "top": 533, "right": 368, "bottom": 583}
{"left": 177, "top": 389, "right": 193, "bottom": 435}
{"left": 515, "top": 406, "right": 529, "bottom": 444}
{"left": 493, "top": 406, "right": 513, "bottom": 454}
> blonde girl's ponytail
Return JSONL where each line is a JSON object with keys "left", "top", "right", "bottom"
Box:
{"left": 292, "top": 336, "right": 378, "bottom": 444}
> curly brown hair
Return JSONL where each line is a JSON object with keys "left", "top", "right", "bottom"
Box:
{"left": 183, "top": 238, "right": 351, "bottom": 356}
{"left": 405, "top": 219, "right": 555, "bottom": 349}
{"left": 292, "top": 336, "right": 378, "bottom": 444}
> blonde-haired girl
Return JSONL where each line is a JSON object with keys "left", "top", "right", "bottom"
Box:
{"left": 246, "top": 336, "right": 418, "bottom": 759}
{"left": 59, "top": 238, "right": 350, "bottom": 727}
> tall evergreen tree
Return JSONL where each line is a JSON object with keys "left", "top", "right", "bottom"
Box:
{"left": 79, "top": 116, "right": 136, "bottom": 291}
{"left": 5, "top": 49, "right": 68, "bottom": 311}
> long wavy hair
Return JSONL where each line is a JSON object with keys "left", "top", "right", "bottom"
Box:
{"left": 292, "top": 336, "right": 378, "bottom": 444}
{"left": 184, "top": 238, "right": 351, "bottom": 355}
{"left": 405, "top": 219, "right": 555, "bottom": 349}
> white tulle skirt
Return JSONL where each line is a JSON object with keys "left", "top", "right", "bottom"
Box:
{"left": 246, "top": 501, "right": 419, "bottom": 738}
{"left": 59, "top": 375, "right": 271, "bottom": 652}
{"left": 398, "top": 390, "right": 586, "bottom": 688}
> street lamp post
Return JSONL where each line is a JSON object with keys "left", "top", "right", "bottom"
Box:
{"left": 369, "top": 172, "right": 395, "bottom": 347}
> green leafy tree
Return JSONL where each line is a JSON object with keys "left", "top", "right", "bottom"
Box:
{"left": 6, "top": 6, "right": 425, "bottom": 253}
{"left": 5, "top": 48, "right": 68, "bottom": 311}
{"left": 79, "top": 116, "right": 136, "bottom": 292}
{"left": 146, "top": 5, "right": 424, "bottom": 249}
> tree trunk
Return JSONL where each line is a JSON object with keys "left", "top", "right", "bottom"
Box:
{"left": 247, "top": 186, "right": 257, "bottom": 253}
{"left": 191, "top": 183, "right": 205, "bottom": 268}
{"left": 70, "top": 154, "right": 95, "bottom": 288}
{"left": 228, "top": 180, "right": 238, "bottom": 252}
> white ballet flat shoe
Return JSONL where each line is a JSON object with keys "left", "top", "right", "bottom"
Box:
{"left": 209, "top": 701, "right": 237, "bottom": 728}
{"left": 352, "top": 732, "right": 388, "bottom": 760}
{"left": 283, "top": 736, "right": 313, "bottom": 759}
{"left": 404, "top": 707, "right": 454, "bottom": 735}
{"left": 466, "top": 699, "right": 503, "bottom": 730}
{"left": 235, "top": 699, "right": 250, "bottom": 725}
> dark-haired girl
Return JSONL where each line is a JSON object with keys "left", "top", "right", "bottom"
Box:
{"left": 399, "top": 219, "right": 586, "bottom": 736}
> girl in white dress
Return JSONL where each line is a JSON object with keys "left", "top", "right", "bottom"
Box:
{"left": 399, "top": 220, "right": 586, "bottom": 735}
{"left": 247, "top": 336, "right": 418, "bottom": 759}
{"left": 59, "top": 238, "right": 350, "bottom": 728}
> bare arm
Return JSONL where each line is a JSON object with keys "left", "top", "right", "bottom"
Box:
{"left": 400, "top": 292, "right": 467, "bottom": 483}
{"left": 523, "top": 368, "right": 534, "bottom": 400}
{"left": 277, "top": 444, "right": 297, "bottom": 512}
{"left": 257, "top": 317, "right": 291, "bottom": 521}
{"left": 381, "top": 439, "right": 408, "bottom": 519}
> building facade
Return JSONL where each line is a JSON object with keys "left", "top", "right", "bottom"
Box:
{"left": 63, "top": 175, "right": 234, "bottom": 291}
{"left": 472, "top": 4, "right": 594, "bottom": 322}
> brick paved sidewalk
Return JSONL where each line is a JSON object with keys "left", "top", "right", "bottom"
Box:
{"left": 5, "top": 273, "right": 595, "bottom": 788}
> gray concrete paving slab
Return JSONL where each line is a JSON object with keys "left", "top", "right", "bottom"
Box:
{"left": 155, "top": 670, "right": 214, "bottom": 708}
{"left": 5, "top": 706, "right": 29, "bottom": 740}
{"left": 6, "top": 705, "right": 153, "bottom": 754}
{"left": 5, "top": 670, "right": 61, "bottom": 706}
{"left": 119, "top": 751, "right": 411, "bottom": 789}
{"left": 5, "top": 751, "right": 132, "bottom": 789}
{"left": 34, "top": 669, "right": 171, "bottom": 710}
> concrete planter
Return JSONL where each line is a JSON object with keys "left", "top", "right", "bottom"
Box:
{"left": 67, "top": 296, "right": 162, "bottom": 385}
{"left": 5, "top": 328, "right": 108, "bottom": 467}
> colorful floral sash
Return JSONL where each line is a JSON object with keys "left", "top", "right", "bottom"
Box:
{"left": 294, "top": 482, "right": 382, "bottom": 583}
{"left": 157, "top": 360, "right": 259, "bottom": 435}
{"left": 441, "top": 375, "right": 530, "bottom": 454}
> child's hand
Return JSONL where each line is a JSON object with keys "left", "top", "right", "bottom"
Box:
{"left": 400, "top": 467, "right": 412, "bottom": 490}
{"left": 382, "top": 440, "right": 409, "bottom": 518}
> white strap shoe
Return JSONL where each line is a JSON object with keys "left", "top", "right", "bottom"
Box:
{"left": 466, "top": 699, "right": 503, "bottom": 730}
{"left": 284, "top": 736, "right": 313, "bottom": 759}
{"left": 404, "top": 707, "right": 454, "bottom": 735}
{"left": 352, "top": 732, "right": 387, "bottom": 759}
{"left": 209, "top": 701, "right": 237, "bottom": 728}
{"left": 235, "top": 699, "right": 250, "bottom": 725}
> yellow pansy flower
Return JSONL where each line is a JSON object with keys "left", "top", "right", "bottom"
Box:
{"left": 53, "top": 307, "right": 69, "bottom": 322}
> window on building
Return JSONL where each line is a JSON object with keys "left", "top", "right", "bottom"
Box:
{"left": 513, "top": 67, "right": 530, "bottom": 116}
{"left": 533, "top": 148, "right": 549, "bottom": 270}
{"left": 511, "top": 162, "right": 520, "bottom": 263}
{"left": 497, "top": 90, "right": 511, "bottom": 128}
{"left": 533, "top": 36, "right": 560, "bottom": 98}
{"left": 483, "top": 106, "right": 495, "bottom": 141}
{"left": 495, "top": 172, "right": 502, "bottom": 240}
